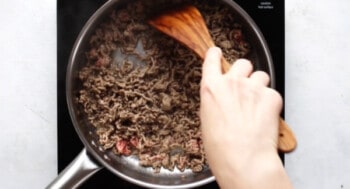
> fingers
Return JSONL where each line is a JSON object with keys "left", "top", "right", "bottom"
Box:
{"left": 226, "top": 59, "right": 270, "bottom": 86}
{"left": 202, "top": 47, "right": 222, "bottom": 79}
{"left": 250, "top": 71, "right": 270, "bottom": 86}
{"left": 203, "top": 52, "right": 270, "bottom": 87}
{"left": 227, "top": 59, "right": 253, "bottom": 78}
{"left": 265, "top": 88, "right": 283, "bottom": 115}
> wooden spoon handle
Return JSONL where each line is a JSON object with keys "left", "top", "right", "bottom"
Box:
{"left": 220, "top": 58, "right": 232, "bottom": 73}
{"left": 148, "top": 5, "right": 296, "bottom": 152}
{"left": 278, "top": 118, "right": 297, "bottom": 152}
{"left": 221, "top": 58, "right": 296, "bottom": 152}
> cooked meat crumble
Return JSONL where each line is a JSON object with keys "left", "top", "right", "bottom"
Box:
{"left": 77, "top": 0, "right": 250, "bottom": 173}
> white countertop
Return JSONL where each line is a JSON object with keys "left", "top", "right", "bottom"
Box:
{"left": 0, "top": 0, "right": 349, "bottom": 188}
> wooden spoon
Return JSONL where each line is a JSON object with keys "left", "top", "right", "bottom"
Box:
{"left": 148, "top": 5, "right": 296, "bottom": 152}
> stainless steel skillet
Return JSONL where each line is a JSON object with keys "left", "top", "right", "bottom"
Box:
{"left": 47, "top": 0, "right": 274, "bottom": 188}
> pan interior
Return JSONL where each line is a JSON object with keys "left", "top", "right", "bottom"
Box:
{"left": 67, "top": 0, "right": 273, "bottom": 187}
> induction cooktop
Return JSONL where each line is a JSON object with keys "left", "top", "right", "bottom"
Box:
{"left": 57, "top": 0, "right": 285, "bottom": 188}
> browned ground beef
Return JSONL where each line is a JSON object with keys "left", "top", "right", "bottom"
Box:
{"left": 77, "top": 0, "right": 250, "bottom": 173}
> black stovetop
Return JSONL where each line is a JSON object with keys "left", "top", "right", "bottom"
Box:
{"left": 57, "top": 0, "right": 285, "bottom": 188}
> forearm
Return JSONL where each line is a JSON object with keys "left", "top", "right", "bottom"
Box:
{"left": 212, "top": 152, "right": 293, "bottom": 189}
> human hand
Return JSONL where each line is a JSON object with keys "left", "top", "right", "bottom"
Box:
{"left": 200, "top": 47, "right": 292, "bottom": 189}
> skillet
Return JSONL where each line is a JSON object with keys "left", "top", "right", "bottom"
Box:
{"left": 47, "top": 0, "right": 274, "bottom": 188}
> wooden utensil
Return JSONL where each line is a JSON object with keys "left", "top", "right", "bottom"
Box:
{"left": 148, "top": 5, "right": 296, "bottom": 152}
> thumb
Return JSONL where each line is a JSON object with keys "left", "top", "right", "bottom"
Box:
{"left": 202, "top": 47, "right": 222, "bottom": 79}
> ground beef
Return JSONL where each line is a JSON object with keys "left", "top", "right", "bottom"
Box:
{"left": 77, "top": 0, "right": 250, "bottom": 173}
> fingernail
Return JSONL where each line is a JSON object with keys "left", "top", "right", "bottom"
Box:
{"left": 209, "top": 47, "right": 222, "bottom": 56}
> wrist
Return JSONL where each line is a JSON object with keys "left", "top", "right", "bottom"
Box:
{"left": 213, "top": 151, "right": 290, "bottom": 189}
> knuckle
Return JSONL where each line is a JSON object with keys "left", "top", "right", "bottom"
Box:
{"left": 266, "top": 88, "right": 283, "bottom": 109}
{"left": 225, "top": 74, "right": 241, "bottom": 86}
{"left": 259, "top": 71, "right": 270, "bottom": 80}
{"left": 235, "top": 58, "right": 252, "bottom": 67}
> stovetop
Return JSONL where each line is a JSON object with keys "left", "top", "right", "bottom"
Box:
{"left": 57, "top": 0, "right": 285, "bottom": 188}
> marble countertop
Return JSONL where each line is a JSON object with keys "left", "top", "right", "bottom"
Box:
{"left": 0, "top": 0, "right": 349, "bottom": 188}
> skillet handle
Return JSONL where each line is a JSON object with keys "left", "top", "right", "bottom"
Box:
{"left": 46, "top": 148, "right": 102, "bottom": 189}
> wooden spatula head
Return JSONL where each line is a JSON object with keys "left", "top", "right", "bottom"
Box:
{"left": 148, "top": 6, "right": 214, "bottom": 59}
{"left": 148, "top": 5, "right": 232, "bottom": 72}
